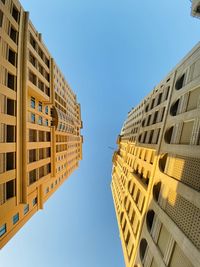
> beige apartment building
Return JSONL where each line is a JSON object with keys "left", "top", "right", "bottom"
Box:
{"left": 0, "top": 0, "right": 83, "bottom": 248}
{"left": 111, "top": 43, "right": 200, "bottom": 267}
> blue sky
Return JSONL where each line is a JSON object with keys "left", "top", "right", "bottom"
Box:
{"left": 1, "top": 1, "right": 199, "bottom": 267}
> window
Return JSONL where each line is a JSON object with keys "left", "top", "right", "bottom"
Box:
{"left": 46, "top": 187, "right": 49, "bottom": 194}
{"left": 180, "top": 121, "right": 194, "bottom": 144}
{"left": 12, "top": 5, "right": 20, "bottom": 23}
{"left": 153, "top": 111, "right": 158, "bottom": 124}
{"left": 31, "top": 113, "right": 35, "bottom": 123}
{"left": 31, "top": 97, "right": 35, "bottom": 109}
{"left": 29, "top": 53, "right": 36, "bottom": 67}
{"left": 29, "top": 71, "right": 36, "bottom": 85}
{"left": 24, "top": 204, "right": 29, "bottom": 215}
{"left": 38, "top": 47, "right": 43, "bottom": 59}
{"left": 29, "top": 169, "right": 37, "bottom": 185}
{"left": 46, "top": 132, "right": 50, "bottom": 142}
{"left": 139, "top": 239, "right": 148, "bottom": 262}
{"left": 7, "top": 125, "right": 15, "bottom": 142}
{"left": 135, "top": 189, "right": 140, "bottom": 205}
{"left": 38, "top": 102, "right": 42, "bottom": 112}
{"left": 8, "top": 48, "right": 17, "bottom": 66}
{"left": 45, "top": 86, "right": 50, "bottom": 96}
{"left": 0, "top": 224, "right": 6, "bottom": 237}
{"left": 45, "top": 57, "right": 49, "bottom": 67}
{"left": 39, "top": 131, "right": 45, "bottom": 141}
{"left": 7, "top": 73, "right": 16, "bottom": 90}
{"left": 6, "top": 179, "right": 15, "bottom": 199}
{"left": 44, "top": 71, "right": 49, "bottom": 82}
{"left": 13, "top": 213, "right": 19, "bottom": 225}
{"left": 157, "top": 93, "right": 162, "bottom": 105}
{"left": 9, "top": 26, "right": 18, "bottom": 43}
{"left": 0, "top": 10, "right": 4, "bottom": 27}
{"left": 30, "top": 34, "right": 36, "bottom": 50}
{"left": 151, "top": 98, "right": 155, "bottom": 109}
{"left": 164, "top": 126, "right": 174, "bottom": 144}
{"left": 51, "top": 183, "right": 53, "bottom": 189}
{"left": 46, "top": 163, "right": 51, "bottom": 174}
{"left": 45, "top": 119, "right": 48, "bottom": 126}
{"left": 38, "top": 64, "right": 43, "bottom": 75}
{"left": 38, "top": 116, "right": 42, "bottom": 125}
{"left": 29, "top": 129, "right": 37, "bottom": 142}
{"left": 29, "top": 149, "right": 36, "bottom": 163}
{"left": 7, "top": 98, "right": 15, "bottom": 116}
{"left": 39, "top": 166, "right": 44, "bottom": 178}
{"left": 38, "top": 80, "right": 44, "bottom": 91}
{"left": 175, "top": 74, "right": 185, "bottom": 90}
{"left": 32, "top": 197, "right": 37, "bottom": 206}
{"left": 6, "top": 152, "right": 15, "bottom": 171}
{"left": 45, "top": 106, "right": 48, "bottom": 115}
{"left": 46, "top": 147, "right": 51, "bottom": 157}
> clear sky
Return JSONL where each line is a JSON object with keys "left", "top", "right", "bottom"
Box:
{"left": 1, "top": 1, "right": 199, "bottom": 267}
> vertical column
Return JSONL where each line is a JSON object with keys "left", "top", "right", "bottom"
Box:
{"left": 21, "top": 12, "right": 29, "bottom": 203}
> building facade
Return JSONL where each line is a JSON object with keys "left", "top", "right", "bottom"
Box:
{"left": 111, "top": 43, "right": 200, "bottom": 267}
{"left": 0, "top": 0, "right": 83, "bottom": 248}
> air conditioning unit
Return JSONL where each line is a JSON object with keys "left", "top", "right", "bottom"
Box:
{"left": 191, "top": 0, "right": 200, "bottom": 18}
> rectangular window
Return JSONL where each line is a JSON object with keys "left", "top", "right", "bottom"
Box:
{"left": 180, "top": 121, "right": 194, "bottom": 145}
{"left": 44, "top": 71, "right": 49, "bottom": 82}
{"left": 0, "top": 224, "right": 6, "bottom": 237}
{"left": 38, "top": 64, "right": 43, "bottom": 75}
{"left": 38, "top": 116, "right": 42, "bottom": 125}
{"left": 45, "top": 119, "right": 48, "bottom": 126}
{"left": 51, "top": 183, "right": 53, "bottom": 189}
{"left": 24, "top": 204, "right": 29, "bottom": 215}
{"left": 45, "top": 57, "right": 49, "bottom": 67}
{"left": 46, "top": 132, "right": 50, "bottom": 142}
{"left": 31, "top": 113, "right": 35, "bottom": 123}
{"left": 39, "top": 148, "right": 44, "bottom": 160}
{"left": 32, "top": 197, "right": 37, "bottom": 206}
{"left": 45, "top": 106, "right": 48, "bottom": 115}
{"left": 38, "top": 102, "right": 42, "bottom": 112}
{"left": 0, "top": 10, "right": 3, "bottom": 27}
{"left": 29, "top": 53, "right": 36, "bottom": 67}
{"left": 46, "top": 163, "right": 51, "bottom": 174}
{"left": 46, "top": 187, "right": 49, "bottom": 194}
{"left": 46, "top": 147, "right": 51, "bottom": 157}
{"left": 7, "top": 125, "right": 15, "bottom": 142}
{"left": 31, "top": 97, "right": 35, "bottom": 109}
{"left": 38, "top": 47, "right": 44, "bottom": 60}
{"left": 165, "top": 86, "right": 170, "bottom": 100}
{"left": 39, "top": 131, "right": 45, "bottom": 141}
{"left": 39, "top": 166, "right": 44, "bottom": 178}
{"left": 12, "top": 5, "right": 20, "bottom": 23}
{"left": 30, "top": 34, "right": 36, "bottom": 50}
{"left": 29, "top": 169, "right": 37, "bottom": 185}
{"left": 29, "top": 129, "right": 37, "bottom": 142}
{"left": 7, "top": 73, "right": 16, "bottom": 90}
{"left": 10, "top": 26, "right": 18, "bottom": 44}
{"left": 29, "top": 149, "right": 37, "bottom": 163}
{"left": 45, "top": 86, "right": 50, "bottom": 96}
{"left": 29, "top": 71, "right": 37, "bottom": 86}
{"left": 38, "top": 80, "right": 44, "bottom": 91}
{"left": 6, "top": 152, "right": 15, "bottom": 171}
{"left": 8, "top": 48, "right": 17, "bottom": 66}
{"left": 6, "top": 179, "right": 15, "bottom": 199}
{"left": 151, "top": 98, "right": 155, "bottom": 109}
{"left": 13, "top": 213, "right": 19, "bottom": 225}
{"left": 157, "top": 93, "right": 162, "bottom": 105}
{"left": 7, "top": 98, "right": 15, "bottom": 116}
